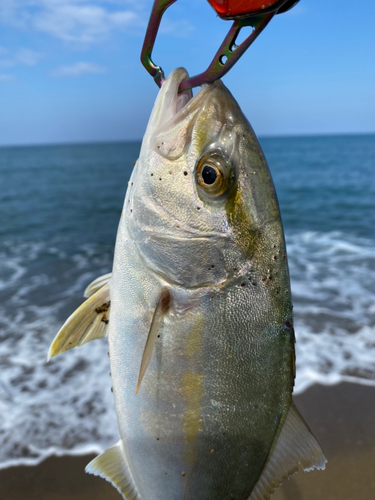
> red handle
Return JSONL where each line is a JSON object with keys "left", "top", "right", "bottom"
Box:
{"left": 207, "top": 0, "right": 298, "bottom": 19}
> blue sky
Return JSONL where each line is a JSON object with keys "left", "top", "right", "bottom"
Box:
{"left": 0, "top": 0, "right": 374, "bottom": 146}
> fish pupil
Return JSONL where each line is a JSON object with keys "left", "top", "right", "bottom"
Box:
{"left": 202, "top": 165, "right": 217, "bottom": 185}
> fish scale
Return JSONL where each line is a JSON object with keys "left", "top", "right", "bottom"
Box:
{"left": 48, "top": 67, "right": 326, "bottom": 499}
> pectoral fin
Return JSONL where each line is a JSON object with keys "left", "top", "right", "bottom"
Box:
{"left": 136, "top": 288, "right": 172, "bottom": 395}
{"left": 84, "top": 272, "right": 112, "bottom": 298}
{"left": 249, "top": 402, "right": 326, "bottom": 500}
{"left": 86, "top": 440, "right": 141, "bottom": 500}
{"left": 48, "top": 283, "right": 110, "bottom": 361}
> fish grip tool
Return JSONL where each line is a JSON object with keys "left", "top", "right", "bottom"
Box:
{"left": 141, "top": 0, "right": 300, "bottom": 92}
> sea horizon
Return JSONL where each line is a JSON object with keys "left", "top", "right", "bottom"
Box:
{"left": 1, "top": 131, "right": 375, "bottom": 150}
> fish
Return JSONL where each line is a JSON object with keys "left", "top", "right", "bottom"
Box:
{"left": 48, "top": 67, "right": 326, "bottom": 500}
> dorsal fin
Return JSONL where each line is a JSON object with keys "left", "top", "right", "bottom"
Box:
{"left": 249, "top": 402, "right": 326, "bottom": 500}
{"left": 48, "top": 283, "right": 110, "bottom": 361}
{"left": 86, "top": 440, "right": 141, "bottom": 500}
{"left": 84, "top": 272, "right": 112, "bottom": 298}
{"left": 136, "top": 288, "right": 172, "bottom": 395}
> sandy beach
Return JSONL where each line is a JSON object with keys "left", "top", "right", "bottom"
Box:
{"left": 1, "top": 382, "right": 374, "bottom": 500}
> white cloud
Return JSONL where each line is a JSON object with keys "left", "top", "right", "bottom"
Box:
{"left": 0, "top": 1, "right": 191, "bottom": 48}
{"left": 35, "top": 4, "right": 137, "bottom": 43}
{"left": 0, "top": 0, "right": 28, "bottom": 29}
{"left": 15, "top": 48, "right": 43, "bottom": 65}
{"left": 0, "top": 74, "right": 14, "bottom": 82}
{"left": 0, "top": 1, "right": 141, "bottom": 45}
{"left": 0, "top": 59, "right": 14, "bottom": 68}
{"left": 0, "top": 48, "right": 43, "bottom": 68}
{"left": 51, "top": 61, "right": 106, "bottom": 77}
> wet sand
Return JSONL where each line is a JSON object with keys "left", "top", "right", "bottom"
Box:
{"left": 273, "top": 382, "right": 375, "bottom": 500}
{"left": 1, "top": 382, "right": 374, "bottom": 500}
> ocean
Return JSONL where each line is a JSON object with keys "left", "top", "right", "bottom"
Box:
{"left": 0, "top": 135, "right": 374, "bottom": 469}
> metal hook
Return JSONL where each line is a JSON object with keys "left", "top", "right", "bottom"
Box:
{"left": 179, "top": 13, "right": 274, "bottom": 92}
{"left": 140, "top": 0, "right": 176, "bottom": 88}
{"left": 140, "top": 0, "right": 299, "bottom": 92}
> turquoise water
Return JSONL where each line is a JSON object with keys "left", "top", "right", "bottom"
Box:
{"left": 0, "top": 135, "right": 374, "bottom": 467}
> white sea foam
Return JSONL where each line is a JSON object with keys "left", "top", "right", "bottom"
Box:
{"left": 0, "top": 241, "right": 119, "bottom": 469}
{"left": 0, "top": 231, "right": 374, "bottom": 468}
{"left": 288, "top": 231, "right": 375, "bottom": 394}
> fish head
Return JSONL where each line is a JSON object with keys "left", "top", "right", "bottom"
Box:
{"left": 127, "top": 68, "right": 288, "bottom": 290}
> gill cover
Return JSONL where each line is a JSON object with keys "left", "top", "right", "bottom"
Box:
{"left": 125, "top": 68, "right": 282, "bottom": 290}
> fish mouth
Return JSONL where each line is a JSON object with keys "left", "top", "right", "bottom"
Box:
{"left": 147, "top": 68, "right": 220, "bottom": 160}
{"left": 168, "top": 68, "right": 194, "bottom": 116}
{"left": 154, "top": 67, "right": 219, "bottom": 130}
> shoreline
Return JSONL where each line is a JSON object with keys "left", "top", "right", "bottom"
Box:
{"left": 2, "top": 382, "right": 374, "bottom": 499}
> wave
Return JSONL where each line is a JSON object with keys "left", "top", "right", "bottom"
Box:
{"left": 0, "top": 231, "right": 374, "bottom": 468}
{"left": 288, "top": 231, "right": 375, "bottom": 394}
{"left": 0, "top": 240, "right": 118, "bottom": 469}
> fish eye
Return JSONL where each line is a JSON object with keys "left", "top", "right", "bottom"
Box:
{"left": 201, "top": 165, "right": 218, "bottom": 185}
{"left": 196, "top": 153, "right": 234, "bottom": 199}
